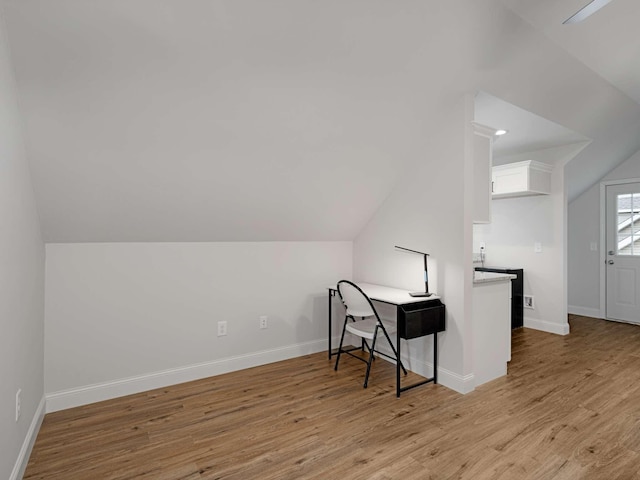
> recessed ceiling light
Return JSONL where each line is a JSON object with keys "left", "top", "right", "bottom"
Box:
{"left": 495, "top": 129, "right": 508, "bottom": 136}
{"left": 563, "top": 0, "right": 613, "bottom": 24}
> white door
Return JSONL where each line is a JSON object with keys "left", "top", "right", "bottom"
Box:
{"left": 606, "top": 182, "right": 640, "bottom": 323}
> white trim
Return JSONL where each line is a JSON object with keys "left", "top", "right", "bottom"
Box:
{"left": 471, "top": 121, "right": 499, "bottom": 139}
{"left": 600, "top": 182, "right": 607, "bottom": 319}
{"left": 568, "top": 305, "right": 602, "bottom": 319}
{"left": 438, "top": 368, "right": 475, "bottom": 394}
{"left": 524, "top": 317, "right": 570, "bottom": 335}
{"left": 10, "top": 396, "right": 46, "bottom": 480}
{"left": 601, "top": 177, "right": 640, "bottom": 187}
{"left": 46, "top": 339, "right": 326, "bottom": 413}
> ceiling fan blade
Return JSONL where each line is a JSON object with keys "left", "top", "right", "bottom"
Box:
{"left": 563, "top": 0, "right": 613, "bottom": 24}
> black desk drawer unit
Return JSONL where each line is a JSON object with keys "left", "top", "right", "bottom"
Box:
{"left": 398, "top": 299, "right": 445, "bottom": 339}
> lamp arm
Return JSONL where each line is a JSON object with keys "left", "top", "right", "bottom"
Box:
{"left": 395, "top": 245, "right": 431, "bottom": 296}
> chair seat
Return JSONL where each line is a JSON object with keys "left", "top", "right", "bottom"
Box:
{"left": 346, "top": 318, "right": 397, "bottom": 340}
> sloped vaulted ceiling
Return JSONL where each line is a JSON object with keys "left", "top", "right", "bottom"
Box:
{"left": 501, "top": 0, "right": 640, "bottom": 200}
{"left": 3, "top": 0, "right": 640, "bottom": 242}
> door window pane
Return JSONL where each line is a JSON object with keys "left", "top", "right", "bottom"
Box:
{"left": 617, "top": 193, "right": 640, "bottom": 256}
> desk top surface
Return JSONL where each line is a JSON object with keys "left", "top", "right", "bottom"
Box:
{"left": 329, "top": 282, "right": 441, "bottom": 306}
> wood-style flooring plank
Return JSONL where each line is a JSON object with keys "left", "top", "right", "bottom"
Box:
{"left": 24, "top": 315, "right": 640, "bottom": 479}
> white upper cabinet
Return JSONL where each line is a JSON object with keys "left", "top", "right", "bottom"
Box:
{"left": 492, "top": 160, "right": 552, "bottom": 199}
{"left": 472, "top": 122, "right": 497, "bottom": 224}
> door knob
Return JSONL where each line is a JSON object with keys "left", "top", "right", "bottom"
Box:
{"left": 608, "top": 260, "right": 615, "bottom": 265}
{"left": 608, "top": 250, "right": 615, "bottom": 255}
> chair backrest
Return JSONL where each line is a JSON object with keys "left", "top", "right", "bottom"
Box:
{"left": 337, "top": 280, "right": 378, "bottom": 319}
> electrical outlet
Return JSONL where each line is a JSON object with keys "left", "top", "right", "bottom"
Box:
{"left": 217, "top": 321, "right": 227, "bottom": 337}
{"left": 259, "top": 315, "right": 268, "bottom": 329}
{"left": 534, "top": 242, "right": 542, "bottom": 253}
{"left": 524, "top": 295, "right": 535, "bottom": 309}
{"left": 15, "top": 389, "right": 21, "bottom": 422}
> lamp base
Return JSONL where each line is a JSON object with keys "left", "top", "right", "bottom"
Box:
{"left": 409, "top": 291, "right": 433, "bottom": 297}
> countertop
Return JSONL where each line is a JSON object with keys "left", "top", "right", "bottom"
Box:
{"left": 473, "top": 271, "right": 517, "bottom": 284}
{"left": 475, "top": 266, "right": 523, "bottom": 272}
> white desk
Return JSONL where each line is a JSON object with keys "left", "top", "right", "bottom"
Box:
{"left": 346, "top": 282, "right": 440, "bottom": 305}
{"left": 328, "top": 282, "right": 445, "bottom": 397}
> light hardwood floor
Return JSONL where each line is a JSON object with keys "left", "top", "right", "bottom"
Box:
{"left": 24, "top": 315, "right": 640, "bottom": 479}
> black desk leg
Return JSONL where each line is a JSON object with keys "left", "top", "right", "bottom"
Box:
{"left": 328, "top": 290, "right": 332, "bottom": 360}
{"left": 396, "top": 328, "right": 401, "bottom": 398}
{"left": 433, "top": 332, "right": 438, "bottom": 384}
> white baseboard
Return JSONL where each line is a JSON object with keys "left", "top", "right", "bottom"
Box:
{"left": 524, "top": 317, "right": 570, "bottom": 335}
{"left": 46, "top": 339, "right": 326, "bottom": 413}
{"left": 437, "top": 367, "right": 475, "bottom": 394}
{"left": 402, "top": 352, "right": 474, "bottom": 394}
{"left": 10, "top": 396, "right": 46, "bottom": 480}
{"left": 568, "top": 305, "right": 602, "bottom": 319}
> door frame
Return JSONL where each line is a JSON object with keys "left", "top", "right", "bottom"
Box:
{"left": 599, "top": 178, "right": 640, "bottom": 320}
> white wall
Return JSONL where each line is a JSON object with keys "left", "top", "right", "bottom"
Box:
{"left": 568, "top": 150, "right": 640, "bottom": 315}
{"left": 44, "top": 242, "right": 351, "bottom": 410}
{"left": 353, "top": 97, "right": 474, "bottom": 393}
{"left": 474, "top": 144, "right": 585, "bottom": 335}
{"left": 0, "top": 10, "right": 45, "bottom": 480}
{"left": 567, "top": 185, "right": 601, "bottom": 314}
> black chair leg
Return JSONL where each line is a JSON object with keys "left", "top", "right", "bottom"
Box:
{"left": 334, "top": 315, "right": 350, "bottom": 371}
{"left": 361, "top": 339, "right": 374, "bottom": 359}
{"left": 380, "top": 325, "right": 408, "bottom": 375}
{"left": 363, "top": 327, "right": 379, "bottom": 388}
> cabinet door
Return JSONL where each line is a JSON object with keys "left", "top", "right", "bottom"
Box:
{"left": 472, "top": 131, "right": 492, "bottom": 224}
{"left": 492, "top": 166, "right": 527, "bottom": 195}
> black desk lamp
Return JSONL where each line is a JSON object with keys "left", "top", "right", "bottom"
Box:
{"left": 395, "top": 245, "right": 432, "bottom": 297}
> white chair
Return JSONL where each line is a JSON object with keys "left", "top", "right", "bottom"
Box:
{"left": 334, "top": 280, "right": 407, "bottom": 388}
